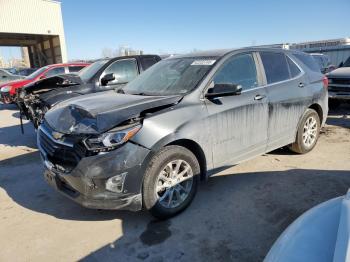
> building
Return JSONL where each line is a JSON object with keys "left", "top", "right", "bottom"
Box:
{"left": 256, "top": 38, "right": 350, "bottom": 67}
{"left": 289, "top": 38, "right": 350, "bottom": 67}
{"left": 0, "top": 0, "right": 67, "bottom": 68}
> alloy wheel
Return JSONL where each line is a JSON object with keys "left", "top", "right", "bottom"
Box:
{"left": 155, "top": 159, "right": 193, "bottom": 209}
{"left": 302, "top": 116, "right": 318, "bottom": 148}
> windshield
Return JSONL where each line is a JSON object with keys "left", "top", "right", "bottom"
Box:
{"left": 25, "top": 66, "right": 49, "bottom": 80}
{"left": 123, "top": 57, "right": 217, "bottom": 96}
{"left": 343, "top": 56, "right": 350, "bottom": 67}
{"left": 78, "top": 60, "right": 108, "bottom": 82}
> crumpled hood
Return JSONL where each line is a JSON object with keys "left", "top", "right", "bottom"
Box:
{"left": 23, "top": 74, "right": 83, "bottom": 93}
{"left": 44, "top": 91, "right": 182, "bottom": 134}
{"left": 327, "top": 67, "right": 350, "bottom": 78}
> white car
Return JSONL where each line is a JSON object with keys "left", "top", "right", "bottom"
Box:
{"left": 265, "top": 189, "right": 350, "bottom": 262}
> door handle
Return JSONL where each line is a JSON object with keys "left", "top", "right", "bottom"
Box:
{"left": 254, "top": 94, "right": 266, "bottom": 101}
{"left": 298, "top": 82, "right": 305, "bottom": 88}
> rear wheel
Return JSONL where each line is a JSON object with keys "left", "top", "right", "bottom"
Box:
{"left": 289, "top": 109, "right": 320, "bottom": 154}
{"left": 142, "top": 146, "right": 200, "bottom": 219}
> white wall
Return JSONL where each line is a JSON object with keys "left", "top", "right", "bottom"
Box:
{"left": 0, "top": 0, "right": 67, "bottom": 62}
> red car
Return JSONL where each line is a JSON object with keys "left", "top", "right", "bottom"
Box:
{"left": 0, "top": 63, "right": 90, "bottom": 104}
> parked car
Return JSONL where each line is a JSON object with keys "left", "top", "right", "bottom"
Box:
{"left": 310, "top": 53, "right": 335, "bottom": 74}
{"left": 265, "top": 189, "right": 350, "bottom": 262}
{"left": 1, "top": 67, "right": 18, "bottom": 75}
{"left": 17, "top": 55, "right": 161, "bottom": 128}
{"left": 0, "top": 68, "right": 23, "bottom": 84}
{"left": 327, "top": 56, "right": 350, "bottom": 109}
{"left": 17, "top": 68, "right": 38, "bottom": 77}
{"left": 37, "top": 48, "right": 328, "bottom": 218}
{"left": 0, "top": 63, "right": 89, "bottom": 104}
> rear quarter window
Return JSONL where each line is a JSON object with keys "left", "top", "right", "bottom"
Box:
{"left": 294, "top": 53, "right": 321, "bottom": 73}
{"left": 286, "top": 56, "right": 301, "bottom": 78}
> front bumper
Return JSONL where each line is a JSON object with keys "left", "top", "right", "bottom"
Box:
{"left": 328, "top": 91, "right": 350, "bottom": 101}
{"left": 328, "top": 81, "right": 350, "bottom": 101}
{"left": 39, "top": 138, "right": 151, "bottom": 211}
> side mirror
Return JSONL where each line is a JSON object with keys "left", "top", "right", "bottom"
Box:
{"left": 205, "top": 83, "right": 242, "bottom": 99}
{"left": 39, "top": 75, "right": 46, "bottom": 80}
{"left": 101, "top": 73, "right": 115, "bottom": 86}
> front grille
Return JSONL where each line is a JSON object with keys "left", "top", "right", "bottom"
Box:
{"left": 38, "top": 122, "right": 86, "bottom": 171}
{"left": 329, "top": 86, "right": 350, "bottom": 93}
{"left": 330, "top": 78, "right": 350, "bottom": 85}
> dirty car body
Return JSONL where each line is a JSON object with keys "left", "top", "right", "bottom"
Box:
{"left": 18, "top": 55, "right": 161, "bottom": 128}
{"left": 38, "top": 48, "right": 328, "bottom": 217}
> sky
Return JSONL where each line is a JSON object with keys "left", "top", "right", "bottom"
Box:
{"left": 1, "top": 0, "right": 350, "bottom": 61}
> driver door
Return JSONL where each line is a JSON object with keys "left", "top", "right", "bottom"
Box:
{"left": 204, "top": 52, "right": 269, "bottom": 167}
{"left": 99, "top": 59, "right": 139, "bottom": 91}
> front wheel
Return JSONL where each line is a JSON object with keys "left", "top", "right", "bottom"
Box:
{"left": 142, "top": 146, "right": 200, "bottom": 219}
{"left": 289, "top": 109, "right": 320, "bottom": 154}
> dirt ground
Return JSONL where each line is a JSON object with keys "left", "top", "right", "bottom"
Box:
{"left": 0, "top": 103, "right": 349, "bottom": 262}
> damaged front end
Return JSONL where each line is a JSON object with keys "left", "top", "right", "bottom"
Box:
{"left": 37, "top": 93, "right": 181, "bottom": 210}
{"left": 39, "top": 121, "right": 149, "bottom": 210}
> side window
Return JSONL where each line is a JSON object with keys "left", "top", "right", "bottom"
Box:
{"left": 294, "top": 53, "right": 321, "bottom": 72}
{"left": 213, "top": 53, "right": 258, "bottom": 90}
{"left": 140, "top": 57, "right": 160, "bottom": 71}
{"left": 68, "top": 66, "right": 85, "bottom": 73}
{"left": 46, "top": 67, "right": 65, "bottom": 77}
{"left": 286, "top": 56, "right": 301, "bottom": 78}
{"left": 102, "top": 59, "right": 138, "bottom": 85}
{"left": 260, "top": 52, "right": 290, "bottom": 84}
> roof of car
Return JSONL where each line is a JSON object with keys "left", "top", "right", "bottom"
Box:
{"left": 46, "top": 63, "right": 90, "bottom": 68}
{"left": 169, "top": 47, "right": 308, "bottom": 59}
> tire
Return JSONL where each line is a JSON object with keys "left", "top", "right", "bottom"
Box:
{"left": 329, "top": 99, "right": 341, "bottom": 110}
{"left": 142, "top": 145, "right": 200, "bottom": 219}
{"left": 289, "top": 109, "right": 320, "bottom": 154}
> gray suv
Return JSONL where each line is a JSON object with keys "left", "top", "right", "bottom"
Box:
{"left": 38, "top": 48, "right": 328, "bottom": 218}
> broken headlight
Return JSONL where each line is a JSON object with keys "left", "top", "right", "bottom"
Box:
{"left": 83, "top": 124, "right": 141, "bottom": 152}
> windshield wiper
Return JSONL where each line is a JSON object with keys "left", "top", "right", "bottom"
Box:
{"left": 130, "top": 92, "right": 153, "bottom": 96}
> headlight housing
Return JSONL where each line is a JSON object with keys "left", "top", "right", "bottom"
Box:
{"left": 1, "top": 86, "right": 11, "bottom": 93}
{"left": 83, "top": 124, "right": 141, "bottom": 152}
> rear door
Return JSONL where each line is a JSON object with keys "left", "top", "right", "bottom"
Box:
{"left": 205, "top": 52, "right": 269, "bottom": 166}
{"left": 259, "top": 51, "right": 308, "bottom": 151}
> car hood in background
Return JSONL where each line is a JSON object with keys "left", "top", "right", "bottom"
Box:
{"left": 44, "top": 91, "right": 182, "bottom": 134}
{"left": 327, "top": 67, "right": 350, "bottom": 78}
{"left": 23, "top": 74, "right": 84, "bottom": 94}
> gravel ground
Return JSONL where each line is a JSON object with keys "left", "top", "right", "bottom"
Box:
{"left": 0, "top": 103, "right": 349, "bottom": 262}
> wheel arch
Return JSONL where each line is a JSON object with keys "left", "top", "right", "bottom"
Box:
{"left": 166, "top": 139, "right": 207, "bottom": 181}
{"left": 308, "top": 103, "right": 323, "bottom": 124}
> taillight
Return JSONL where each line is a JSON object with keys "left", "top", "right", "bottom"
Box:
{"left": 322, "top": 76, "right": 328, "bottom": 89}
